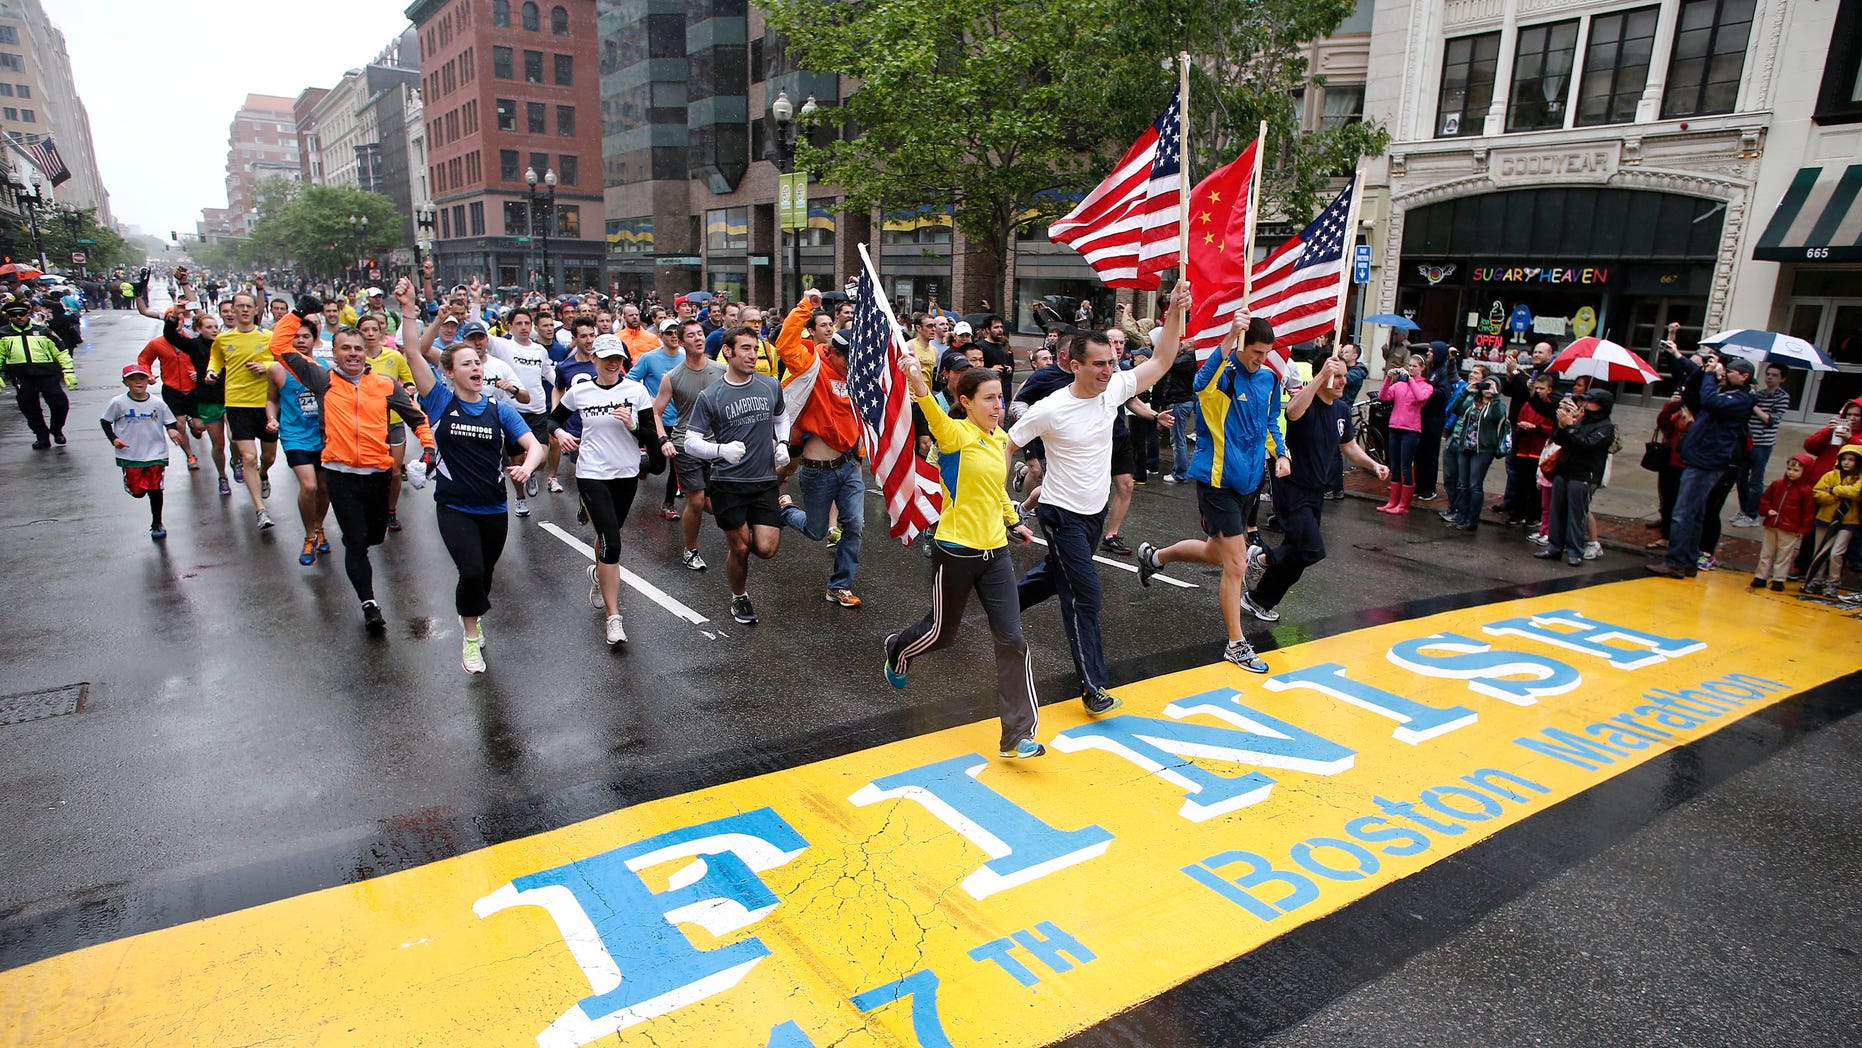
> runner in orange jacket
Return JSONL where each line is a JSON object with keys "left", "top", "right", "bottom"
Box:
{"left": 274, "top": 321, "right": 434, "bottom": 632}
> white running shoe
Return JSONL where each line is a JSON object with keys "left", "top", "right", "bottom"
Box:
{"left": 1243, "top": 543, "right": 1268, "bottom": 592}
{"left": 255, "top": 509, "right": 274, "bottom": 531}
{"left": 587, "top": 564, "right": 602, "bottom": 609}
{"left": 604, "top": 614, "right": 627, "bottom": 644}
{"left": 682, "top": 548, "right": 707, "bottom": 571}
{"left": 514, "top": 496, "right": 530, "bottom": 518}
{"left": 1582, "top": 541, "right": 1603, "bottom": 560}
{"left": 462, "top": 635, "right": 486, "bottom": 674}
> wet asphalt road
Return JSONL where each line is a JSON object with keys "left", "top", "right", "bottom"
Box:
{"left": 2, "top": 306, "right": 1858, "bottom": 1045}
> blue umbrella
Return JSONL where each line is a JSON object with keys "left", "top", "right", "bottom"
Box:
{"left": 683, "top": 290, "right": 714, "bottom": 304}
{"left": 1698, "top": 329, "right": 1836, "bottom": 371}
{"left": 1363, "top": 313, "right": 1420, "bottom": 332}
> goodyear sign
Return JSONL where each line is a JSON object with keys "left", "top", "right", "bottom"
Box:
{"left": 2, "top": 576, "right": 1855, "bottom": 1046}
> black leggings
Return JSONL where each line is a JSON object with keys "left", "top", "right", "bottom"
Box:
{"left": 577, "top": 476, "right": 639, "bottom": 564}
{"left": 436, "top": 505, "right": 509, "bottom": 617}
{"left": 326, "top": 469, "right": 391, "bottom": 601}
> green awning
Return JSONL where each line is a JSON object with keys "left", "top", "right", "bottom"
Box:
{"left": 1754, "top": 164, "right": 1862, "bottom": 262}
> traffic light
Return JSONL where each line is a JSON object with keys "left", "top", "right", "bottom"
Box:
{"left": 170, "top": 230, "right": 177, "bottom": 241}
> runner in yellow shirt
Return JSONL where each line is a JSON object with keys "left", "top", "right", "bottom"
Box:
{"left": 206, "top": 291, "right": 301, "bottom": 527}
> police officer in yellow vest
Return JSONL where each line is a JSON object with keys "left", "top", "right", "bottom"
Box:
{"left": 0, "top": 294, "right": 76, "bottom": 448}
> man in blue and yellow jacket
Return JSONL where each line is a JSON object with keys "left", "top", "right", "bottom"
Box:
{"left": 1138, "top": 312, "right": 1285, "bottom": 674}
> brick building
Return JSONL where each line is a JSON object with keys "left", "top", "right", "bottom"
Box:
{"left": 407, "top": 0, "right": 605, "bottom": 292}
{"left": 224, "top": 93, "right": 300, "bottom": 235}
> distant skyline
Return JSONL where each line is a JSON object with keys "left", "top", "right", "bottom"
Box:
{"left": 59, "top": 0, "right": 415, "bottom": 238}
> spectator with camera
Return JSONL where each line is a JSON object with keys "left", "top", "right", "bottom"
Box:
{"left": 1649, "top": 352, "right": 1757, "bottom": 579}
{"left": 1441, "top": 373, "right": 1506, "bottom": 532}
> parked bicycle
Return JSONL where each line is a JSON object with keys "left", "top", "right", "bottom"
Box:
{"left": 1352, "top": 396, "right": 1388, "bottom": 467}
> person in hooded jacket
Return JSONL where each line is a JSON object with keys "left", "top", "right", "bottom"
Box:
{"left": 1536, "top": 389, "right": 1616, "bottom": 566}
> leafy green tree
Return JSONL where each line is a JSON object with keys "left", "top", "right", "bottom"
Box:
{"left": 0, "top": 205, "right": 131, "bottom": 274}
{"left": 761, "top": 0, "right": 1387, "bottom": 305}
{"left": 245, "top": 182, "right": 402, "bottom": 280}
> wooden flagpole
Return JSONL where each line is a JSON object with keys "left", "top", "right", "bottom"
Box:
{"left": 1240, "top": 119, "right": 1267, "bottom": 310}
{"left": 1332, "top": 168, "right": 1364, "bottom": 344}
{"left": 1177, "top": 52, "right": 1191, "bottom": 285}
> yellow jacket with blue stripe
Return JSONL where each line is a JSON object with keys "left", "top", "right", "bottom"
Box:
{"left": 916, "top": 393, "right": 1018, "bottom": 551}
{"left": 1190, "top": 350, "right": 1285, "bottom": 493}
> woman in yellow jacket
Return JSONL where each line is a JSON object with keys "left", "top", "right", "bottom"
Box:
{"left": 884, "top": 348, "right": 1044, "bottom": 759}
{"left": 1805, "top": 443, "right": 1861, "bottom": 595}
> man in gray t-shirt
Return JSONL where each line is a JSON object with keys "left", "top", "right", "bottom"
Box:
{"left": 651, "top": 345, "right": 727, "bottom": 571}
{"left": 681, "top": 326, "right": 791, "bottom": 625}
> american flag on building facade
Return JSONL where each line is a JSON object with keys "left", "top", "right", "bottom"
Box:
{"left": 27, "top": 139, "right": 70, "bottom": 188}
{"left": 845, "top": 249, "right": 942, "bottom": 543}
{"left": 1047, "top": 90, "right": 1184, "bottom": 289}
{"left": 1189, "top": 176, "right": 1359, "bottom": 376}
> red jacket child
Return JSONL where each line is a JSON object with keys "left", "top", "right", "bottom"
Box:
{"left": 1759, "top": 453, "right": 1818, "bottom": 536}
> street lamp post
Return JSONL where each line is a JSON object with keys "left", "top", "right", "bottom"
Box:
{"left": 61, "top": 208, "right": 84, "bottom": 279}
{"left": 8, "top": 174, "right": 47, "bottom": 272}
{"left": 414, "top": 206, "right": 436, "bottom": 300}
{"left": 771, "top": 89, "right": 818, "bottom": 307}
{"left": 527, "top": 166, "right": 557, "bottom": 296}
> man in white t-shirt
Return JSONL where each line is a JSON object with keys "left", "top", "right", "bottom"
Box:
{"left": 483, "top": 304, "right": 555, "bottom": 515}
{"left": 1007, "top": 281, "right": 1190, "bottom": 713}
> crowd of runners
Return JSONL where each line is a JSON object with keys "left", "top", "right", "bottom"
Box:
{"left": 70, "top": 261, "right": 1814, "bottom": 763}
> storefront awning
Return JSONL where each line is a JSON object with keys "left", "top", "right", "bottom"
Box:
{"left": 1754, "top": 164, "right": 1862, "bottom": 262}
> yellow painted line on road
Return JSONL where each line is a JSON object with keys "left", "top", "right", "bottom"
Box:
{"left": 3, "top": 575, "right": 1855, "bottom": 1047}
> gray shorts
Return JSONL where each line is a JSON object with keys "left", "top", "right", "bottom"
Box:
{"left": 675, "top": 450, "right": 709, "bottom": 493}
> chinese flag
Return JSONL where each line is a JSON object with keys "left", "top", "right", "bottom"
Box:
{"left": 1185, "top": 139, "right": 1260, "bottom": 357}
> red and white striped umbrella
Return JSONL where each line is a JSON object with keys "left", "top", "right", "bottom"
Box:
{"left": 1548, "top": 337, "right": 1662, "bottom": 384}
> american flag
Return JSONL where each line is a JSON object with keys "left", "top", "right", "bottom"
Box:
{"left": 27, "top": 139, "right": 70, "bottom": 188}
{"left": 845, "top": 250, "right": 942, "bottom": 543}
{"left": 1191, "top": 177, "right": 1358, "bottom": 376}
{"left": 1047, "top": 90, "right": 1183, "bottom": 289}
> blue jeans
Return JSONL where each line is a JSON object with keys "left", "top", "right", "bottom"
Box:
{"left": 1667, "top": 465, "right": 1727, "bottom": 571}
{"left": 1169, "top": 400, "right": 1195, "bottom": 479}
{"left": 1737, "top": 444, "right": 1774, "bottom": 518}
{"left": 1019, "top": 504, "right": 1109, "bottom": 695}
{"left": 1446, "top": 446, "right": 1496, "bottom": 526}
{"left": 778, "top": 458, "right": 865, "bottom": 589}
{"left": 1388, "top": 429, "right": 1421, "bottom": 486}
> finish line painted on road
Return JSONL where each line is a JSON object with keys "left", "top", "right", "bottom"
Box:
{"left": 3, "top": 574, "right": 1854, "bottom": 1047}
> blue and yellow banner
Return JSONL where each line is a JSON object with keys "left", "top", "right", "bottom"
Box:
{"left": 2, "top": 575, "right": 1854, "bottom": 1046}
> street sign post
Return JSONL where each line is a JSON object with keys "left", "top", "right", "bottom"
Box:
{"left": 70, "top": 251, "right": 85, "bottom": 264}
{"left": 1353, "top": 260, "right": 1370, "bottom": 284}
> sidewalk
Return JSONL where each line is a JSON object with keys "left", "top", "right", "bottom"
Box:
{"left": 1332, "top": 400, "right": 1829, "bottom": 576}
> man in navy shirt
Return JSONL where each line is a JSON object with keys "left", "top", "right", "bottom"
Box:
{"left": 1245, "top": 350, "right": 1388, "bottom": 622}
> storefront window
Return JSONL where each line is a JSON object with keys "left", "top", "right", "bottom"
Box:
{"left": 800, "top": 197, "right": 836, "bottom": 248}
{"left": 1013, "top": 279, "right": 1115, "bottom": 337}
{"left": 607, "top": 216, "right": 654, "bottom": 254}
{"left": 1436, "top": 32, "right": 1500, "bottom": 137}
{"left": 882, "top": 206, "right": 953, "bottom": 244}
{"left": 1662, "top": 0, "right": 1755, "bottom": 119}
{"left": 1577, "top": 7, "right": 1659, "bottom": 127}
{"left": 705, "top": 207, "right": 748, "bottom": 251}
{"left": 1508, "top": 20, "right": 1579, "bottom": 132}
{"left": 709, "top": 270, "right": 746, "bottom": 301}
